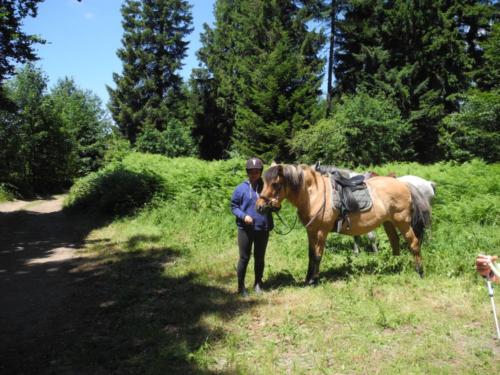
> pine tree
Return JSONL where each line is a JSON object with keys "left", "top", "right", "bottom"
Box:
{"left": 188, "top": 68, "right": 231, "bottom": 160}
{"left": 334, "top": 0, "right": 496, "bottom": 162}
{"left": 108, "top": 0, "right": 193, "bottom": 145}
{"left": 194, "top": 0, "right": 243, "bottom": 159}
{"left": 197, "top": 0, "right": 324, "bottom": 161}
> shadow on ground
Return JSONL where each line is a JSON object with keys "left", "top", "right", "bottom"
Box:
{"left": 0, "top": 207, "right": 257, "bottom": 374}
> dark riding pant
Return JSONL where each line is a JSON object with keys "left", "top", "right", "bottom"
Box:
{"left": 237, "top": 228, "right": 269, "bottom": 290}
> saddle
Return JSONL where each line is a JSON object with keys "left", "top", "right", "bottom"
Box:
{"left": 329, "top": 170, "right": 372, "bottom": 233}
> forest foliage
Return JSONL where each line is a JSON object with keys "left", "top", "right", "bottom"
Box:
{"left": 0, "top": 0, "right": 499, "bottom": 198}
{"left": 64, "top": 153, "right": 500, "bottom": 281}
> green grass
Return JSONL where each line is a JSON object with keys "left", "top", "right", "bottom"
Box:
{"left": 0, "top": 183, "right": 16, "bottom": 202}
{"left": 65, "top": 155, "right": 499, "bottom": 374}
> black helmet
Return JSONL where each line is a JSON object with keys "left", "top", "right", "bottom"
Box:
{"left": 246, "top": 157, "right": 263, "bottom": 170}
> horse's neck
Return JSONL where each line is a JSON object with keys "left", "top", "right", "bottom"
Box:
{"left": 286, "top": 168, "right": 322, "bottom": 212}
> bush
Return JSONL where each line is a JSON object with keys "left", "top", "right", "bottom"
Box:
{"left": 439, "top": 90, "right": 500, "bottom": 162}
{"left": 64, "top": 163, "right": 162, "bottom": 215}
{"left": 290, "top": 93, "right": 413, "bottom": 167}
{"left": 135, "top": 120, "right": 196, "bottom": 157}
{"left": 103, "top": 133, "right": 132, "bottom": 164}
{"left": 65, "top": 153, "right": 247, "bottom": 215}
{"left": 0, "top": 183, "right": 16, "bottom": 202}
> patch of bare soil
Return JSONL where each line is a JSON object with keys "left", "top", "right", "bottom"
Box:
{"left": 0, "top": 196, "right": 106, "bottom": 374}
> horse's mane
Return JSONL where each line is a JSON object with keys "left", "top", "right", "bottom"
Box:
{"left": 263, "top": 164, "right": 306, "bottom": 193}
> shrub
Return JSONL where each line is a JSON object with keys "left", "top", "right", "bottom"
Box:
{"left": 290, "top": 93, "right": 413, "bottom": 167}
{"left": 65, "top": 153, "right": 247, "bottom": 215}
{"left": 135, "top": 120, "right": 196, "bottom": 157}
{"left": 0, "top": 183, "right": 16, "bottom": 202}
{"left": 439, "top": 90, "right": 500, "bottom": 162}
{"left": 64, "top": 163, "right": 162, "bottom": 215}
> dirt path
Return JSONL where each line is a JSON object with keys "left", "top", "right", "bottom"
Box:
{"left": 0, "top": 196, "right": 104, "bottom": 374}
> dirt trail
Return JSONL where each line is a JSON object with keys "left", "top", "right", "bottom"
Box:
{"left": 0, "top": 196, "right": 102, "bottom": 374}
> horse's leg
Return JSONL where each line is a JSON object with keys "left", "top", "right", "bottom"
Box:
{"left": 367, "top": 231, "right": 378, "bottom": 252}
{"left": 305, "top": 241, "right": 316, "bottom": 284}
{"left": 353, "top": 235, "right": 361, "bottom": 255}
{"left": 305, "top": 231, "right": 326, "bottom": 285}
{"left": 395, "top": 221, "right": 424, "bottom": 277}
{"left": 383, "top": 222, "right": 400, "bottom": 256}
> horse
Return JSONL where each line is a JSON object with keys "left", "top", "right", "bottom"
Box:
{"left": 397, "top": 175, "right": 436, "bottom": 204}
{"left": 256, "top": 164, "right": 431, "bottom": 285}
{"left": 315, "top": 163, "right": 436, "bottom": 254}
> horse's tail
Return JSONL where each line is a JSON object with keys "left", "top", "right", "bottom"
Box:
{"left": 407, "top": 184, "right": 432, "bottom": 242}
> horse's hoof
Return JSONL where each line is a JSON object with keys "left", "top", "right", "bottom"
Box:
{"left": 416, "top": 266, "right": 424, "bottom": 278}
{"left": 307, "top": 278, "right": 319, "bottom": 286}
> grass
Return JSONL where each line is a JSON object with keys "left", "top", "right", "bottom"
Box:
{"left": 63, "top": 155, "right": 499, "bottom": 374}
{"left": 0, "top": 183, "right": 15, "bottom": 202}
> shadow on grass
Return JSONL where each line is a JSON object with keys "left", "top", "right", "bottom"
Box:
{"left": 0, "top": 209, "right": 258, "bottom": 374}
{"left": 265, "top": 269, "right": 299, "bottom": 289}
{"left": 52, "top": 247, "right": 257, "bottom": 374}
{"left": 320, "top": 252, "right": 407, "bottom": 282}
{"left": 265, "top": 248, "right": 407, "bottom": 290}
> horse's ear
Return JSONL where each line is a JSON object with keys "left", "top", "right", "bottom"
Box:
{"left": 271, "top": 160, "right": 278, "bottom": 167}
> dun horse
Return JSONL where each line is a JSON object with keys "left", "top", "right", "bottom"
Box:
{"left": 256, "top": 164, "right": 431, "bottom": 285}
{"left": 314, "top": 164, "right": 436, "bottom": 254}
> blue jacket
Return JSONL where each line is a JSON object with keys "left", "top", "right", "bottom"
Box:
{"left": 230, "top": 180, "right": 274, "bottom": 231}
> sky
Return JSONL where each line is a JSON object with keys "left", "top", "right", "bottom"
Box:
{"left": 22, "top": 0, "right": 216, "bottom": 106}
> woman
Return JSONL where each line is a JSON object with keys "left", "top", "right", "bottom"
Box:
{"left": 230, "top": 157, "right": 273, "bottom": 296}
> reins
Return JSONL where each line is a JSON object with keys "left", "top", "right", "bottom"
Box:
{"left": 273, "top": 210, "right": 298, "bottom": 235}
{"left": 272, "top": 170, "right": 328, "bottom": 235}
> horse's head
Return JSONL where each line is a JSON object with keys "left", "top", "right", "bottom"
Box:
{"left": 256, "top": 164, "right": 287, "bottom": 214}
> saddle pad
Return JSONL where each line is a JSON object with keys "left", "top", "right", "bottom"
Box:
{"left": 331, "top": 184, "right": 373, "bottom": 212}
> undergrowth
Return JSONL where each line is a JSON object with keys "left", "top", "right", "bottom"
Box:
{"left": 66, "top": 155, "right": 499, "bottom": 373}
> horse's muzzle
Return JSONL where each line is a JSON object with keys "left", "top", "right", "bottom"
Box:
{"left": 256, "top": 198, "right": 280, "bottom": 214}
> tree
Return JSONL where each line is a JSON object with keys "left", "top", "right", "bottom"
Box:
{"left": 455, "top": 0, "right": 499, "bottom": 90}
{"left": 2, "top": 65, "right": 72, "bottom": 194}
{"left": 50, "top": 78, "right": 111, "bottom": 177}
{"left": 290, "top": 92, "right": 412, "bottom": 166}
{"left": 0, "top": 0, "right": 44, "bottom": 110}
{"left": 439, "top": 89, "right": 500, "bottom": 162}
{"left": 108, "top": 0, "right": 193, "bottom": 147}
{"left": 197, "top": 0, "right": 325, "bottom": 161}
{"left": 474, "top": 21, "right": 500, "bottom": 90}
{"left": 188, "top": 68, "right": 231, "bottom": 160}
{"left": 334, "top": 0, "right": 497, "bottom": 162}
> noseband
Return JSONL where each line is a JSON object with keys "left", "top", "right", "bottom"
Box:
{"left": 260, "top": 182, "right": 284, "bottom": 212}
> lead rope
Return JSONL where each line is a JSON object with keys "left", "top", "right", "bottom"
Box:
{"left": 273, "top": 211, "right": 298, "bottom": 235}
{"left": 272, "top": 183, "right": 298, "bottom": 235}
{"left": 274, "top": 174, "right": 327, "bottom": 235}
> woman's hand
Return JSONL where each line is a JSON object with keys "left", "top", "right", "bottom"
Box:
{"left": 476, "top": 254, "right": 499, "bottom": 282}
{"left": 244, "top": 215, "right": 254, "bottom": 225}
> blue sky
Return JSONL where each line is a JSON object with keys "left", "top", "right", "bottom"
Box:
{"left": 23, "top": 0, "right": 216, "bottom": 105}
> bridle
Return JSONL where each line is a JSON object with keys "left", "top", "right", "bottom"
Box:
{"left": 259, "top": 181, "right": 285, "bottom": 212}
{"left": 260, "top": 174, "right": 328, "bottom": 234}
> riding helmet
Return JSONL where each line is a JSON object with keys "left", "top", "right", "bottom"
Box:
{"left": 246, "top": 157, "right": 264, "bottom": 170}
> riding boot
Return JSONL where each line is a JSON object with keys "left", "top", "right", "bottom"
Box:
{"left": 254, "top": 282, "right": 263, "bottom": 294}
{"left": 237, "top": 269, "right": 248, "bottom": 296}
